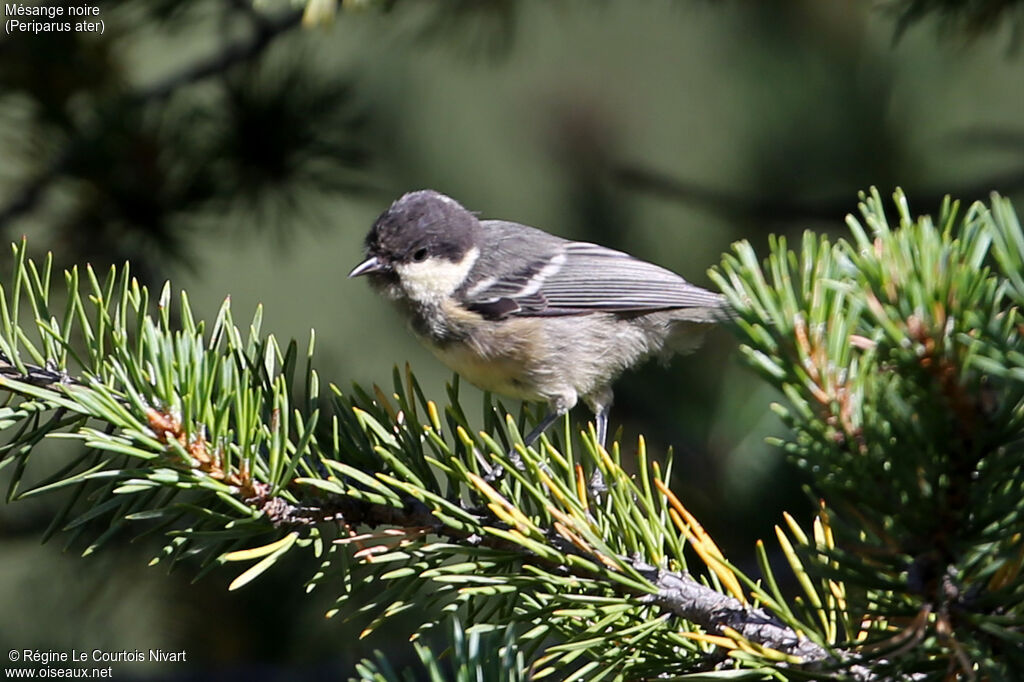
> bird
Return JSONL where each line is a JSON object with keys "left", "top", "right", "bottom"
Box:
{"left": 349, "top": 189, "right": 726, "bottom": 452}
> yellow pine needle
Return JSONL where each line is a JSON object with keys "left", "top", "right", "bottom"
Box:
{"left": 467, "top": 472, "right": 537, "bottom": 535}
{"left": 595, "top": 441, "right": 618, "bottom": 478}
{"left": 721, "top": 626, "right": 762, "bottom": 658}
{"left": 656, "top": 478, "right": 745, "bottom": 603}
{"left": 813, "top": 508, "right": 847, "bottom": 618}
{"left": 535, "top": 467, "right": 572, "bottom": 509}
{"left": 774, "top": 524, "right": 821, "bottom": 608}
{"left": 543, "top": 438, "right": 570, "bottom": 473}
{"left": 467, "top": 471, "right": 507, "bottom": 506}
{"left": 222, "top": 532, "right": 298, "bottom": 561}
{"left": 816, "top": 500, "right": 836, "bottom": 549}
{"left": 667, "top": 508, "right": 735, "bottom": 596}
{"left": 547, "top": 503, "right": 585, "bottom": 531}
{"left": 334, "top": 530, "right": 402, "bottom": 545}
{"left": 554, "top": 521, "right": 594, "bottom": 555}
{"left": 783, "top": 511, "right": 810, "bottom": 546}
{"left": 426, "top": 400, "right": 442, "bottom": 432}
{"left": 828, "top": 579, "right": 848, "bottom": 613}
{"left": 812, "top": 516, "right": 827, "bottom": 549}
{"left": 547, "top": 506, "right": 619, "bottom": 570}
{"left": 487, "top": 502, "right": 525, "bottom": 531}
{"left": 856, "top": 616, "right": 877, "bottom": 643}
{"left": 353, "top": 544, "right": 390, "bottom": 560}
{"left": 677, "top": 630, "right": 738, "bottom": 650}
{"left": 531, "top": 651, "right": 559, "bottom": 680}
{"left": 810, "top": 515, "right": 838, "bottom": 642}
{"left": 593, "top": 552, "right": 619, "bottom": 571}
{"left": 335, "top": 527, "right": 428, "bottom": 547}
{"left": 455, "top": 425, "right": 474, "bottom": 448}
{"left": 775, "top": 524, "right": 832, "bottom": 641}
{"left": 721, "top": 626, "right": 804, "bottom": 664}
{"left": 553, "top": 521, "right": 618, "bottom": 570}
{"left": 574, "top": 465, "right": 589, "bottom": 511}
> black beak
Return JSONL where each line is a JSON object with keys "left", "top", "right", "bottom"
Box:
{"left": 348, "top": 256, "right": 386, "bottom": 278}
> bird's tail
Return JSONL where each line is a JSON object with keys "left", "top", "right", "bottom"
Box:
{"left": 664, "top": 295, "right": 734, "bottom": 356}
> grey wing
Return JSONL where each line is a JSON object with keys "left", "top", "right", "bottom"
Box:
{"left": 464, "top": 231, "right": 725, "bottom": 319}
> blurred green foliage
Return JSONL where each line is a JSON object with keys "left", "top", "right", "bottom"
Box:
{"left": 2, "top": 0, "right": 1024, "bottom": 678}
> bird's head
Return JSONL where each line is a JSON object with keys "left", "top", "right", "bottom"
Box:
{"left": 349, "top": 190, "right": 483, "bottom": 305}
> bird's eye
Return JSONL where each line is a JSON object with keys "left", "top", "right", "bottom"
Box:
{"left": 412, "top": 247, "right": 429, "bottom": 262}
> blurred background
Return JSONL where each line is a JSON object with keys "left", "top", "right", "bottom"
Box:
{"left": 1, "top": 0, "right": 1024, "bottom": 678}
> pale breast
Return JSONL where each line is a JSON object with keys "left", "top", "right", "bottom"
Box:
{"left": 427, "top": 340, "right": 543, "bottom": 401}
{"left": 414, "top": 304, "right": 549, "bottom": 402}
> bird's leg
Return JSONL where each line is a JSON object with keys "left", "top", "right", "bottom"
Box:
{"left": 484, "top": 408, "right": 564, "bottom": 483}
{"left": 523, "top": 410, "right": 563, "bottom": 448}
{"left": 587, "top": 396, "right": 613, "bottom": 496}
{"left": 594, "top": 407, "right": 608, "bottom": 450}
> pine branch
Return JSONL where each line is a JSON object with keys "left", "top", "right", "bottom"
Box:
{"left": 243, "top": 485, "right": 837, "bottom": 665}
{"left": 0, "top": 349, "right": 834, "bottom": 671}
{"left": 0, "top": 243, "right": 871, "bottom": 679}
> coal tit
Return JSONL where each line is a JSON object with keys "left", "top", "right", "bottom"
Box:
{"left": 349, "top": 190, "right": 726, "bottom": 449}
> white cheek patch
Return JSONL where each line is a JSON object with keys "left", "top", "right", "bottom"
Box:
{"left": 395, "top": 247, "right": 479, "bottom": 303}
